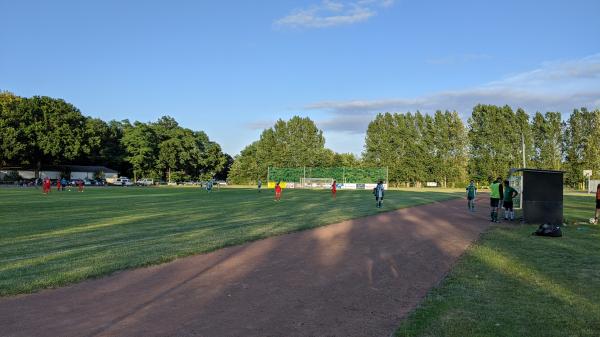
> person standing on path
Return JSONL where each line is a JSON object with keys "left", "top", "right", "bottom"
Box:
{"left": 274, "top": 181, "right": 282, "bottom": 201}
{"left": 497, "top": 176, "right": 504, "bottom": 218}
{"left": 466, "top": 180, "right": 477, "bottom": 212}
{"left": 502, "top": 180, "right": 518, "bottom": 221}
{"left": 374, "top": 180, "right": 384, "bottom": 208}
{"left": 257, "top": 179, "right": 262, "bottom": 193}
{"left": 489, "top": 178, "right": 502, "bottom": 222}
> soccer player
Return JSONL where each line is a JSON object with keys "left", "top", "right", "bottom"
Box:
{"left": 331, "top": 180, "right": 337, "bottom": 199}
{"left": 56, "top": 179, "right": 62, "bottom": 192}
{"left": 466, "top": 180, "right": 477, "bottom": 212}
{"left": 206, "top": 180, "right": 213, "bottom": 192}
{"left": 77, "top": 179, "right": 84, "bottom": 192}
{"left": 374, "top": 180, "right": 384, "bottom": 208}
{"left": 489, "top": 178, "right": 502, "bottom": 222}
{"left": 502, "top": 180, "right": 519, "bottom": 221}
{"left": 274, "top": 181, "right": 282, "bottom": 201}
{"left": 257, "top": 179, "right": 262, "bottom": 193}
{"left": 43, "top": 177, "right": 51, "bottom": 194}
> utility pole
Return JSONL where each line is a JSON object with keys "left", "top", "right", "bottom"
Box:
{"left": 521, "top": 133, "right": 526, "bottom": 169}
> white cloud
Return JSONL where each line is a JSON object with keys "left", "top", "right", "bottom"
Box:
{"left": 306, "top": 53, "right": 600, "bottom": 133}
{"left": 274, "top": 0, "right": 394, "bottom": 29}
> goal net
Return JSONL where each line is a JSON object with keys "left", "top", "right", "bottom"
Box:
{"left": 267, "top": 167, "right": 387, "bottom": 189}
{"left": 301, "top": 177, "right": 333, "bottom": 189}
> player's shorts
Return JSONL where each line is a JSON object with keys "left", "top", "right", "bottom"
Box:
{"left": 596, "top": 199, "right": 600, "bottom": 209}
{"left": 467, "top": 196, "right": 475, "bottom": 200}
{"left": 490, "top": 198, "right": 500, "bottom": 207}
{"left": 503, "top": 201, "right": 513, "bottom": 210}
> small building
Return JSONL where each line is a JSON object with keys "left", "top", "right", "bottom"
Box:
{"left": 512, "top": 169, "right": 564, "bottom": 224}
{"left": 1, "top": 165, "right": 118, "bottom": 180}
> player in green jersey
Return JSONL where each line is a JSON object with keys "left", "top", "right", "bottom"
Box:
{"left": 503, "top": 180, "right": 519, "bottom": 221}
{"left": 489, "top": 178, "right": 502, "bottom": 222}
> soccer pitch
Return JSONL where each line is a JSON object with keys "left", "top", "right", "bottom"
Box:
{"left": 0, "top": 187, "right": 462, "bottom": 296}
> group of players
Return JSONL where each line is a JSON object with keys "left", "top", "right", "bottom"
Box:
{"left": 265, "top": 179, "right": 386, "bottom": 208}
{"left": 465, "top": 178, "right": 518, "bottom": 222}
{"left": 41, "top": 177, "right": 84, "bottom": 194}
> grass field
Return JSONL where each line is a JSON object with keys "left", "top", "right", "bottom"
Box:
{"left": 0, "top": 186, "right": 461, "bottom": 296}
{"left": 396, "top": 192, "right": 600, "bottom": 337}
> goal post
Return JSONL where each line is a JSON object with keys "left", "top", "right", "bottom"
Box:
{"left": 508, "top": 170, "right": 523, "bottom": 210}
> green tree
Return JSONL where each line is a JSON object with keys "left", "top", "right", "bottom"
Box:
{"left": 531, "top": 112, "right": 562, "bottom": 170}
{"left": 122, "top": 122, "right": 159, "bottom": 180}
{"left": 228, "top": 116, "right": 330, "bottom": 184}
{"left": 0, "top": 91, "right": 25, "bottom": 167}
{"left": 467, "top": 105, "right": 534, "bottom": 183}
{"left": 432, "top": 110, "right": 468, "bottom": 187}
{"left": 228, "top": 142, "right": 261, "bottom": 184}
{"left": 0, "top": 95, "right": 89, "bottom": 177}
{"left": 563, "top": 108, "right": 600, "bottom": 188}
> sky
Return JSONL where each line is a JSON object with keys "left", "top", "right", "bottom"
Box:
{"left": 1, "top": 0, "right": 599, "bottom": 156}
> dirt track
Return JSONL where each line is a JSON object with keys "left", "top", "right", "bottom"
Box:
{"left": 0, "top": 196, "right": 490, "bottom": 337}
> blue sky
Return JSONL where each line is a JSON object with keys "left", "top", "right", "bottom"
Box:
{"left": 1, "top": 0, "right": 599, "bottom": 155}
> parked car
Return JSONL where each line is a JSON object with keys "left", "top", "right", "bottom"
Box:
{"left": 136, "top": 178, "right": 154, "bottom": 186}
{"left": 83, "top": 178, "right": 95, "bottom": 186}
{"left": 112, "top": 177, "right": 134, "bottom": 186}
{"left": 95, "top": 179, "right": 106, "bottom": 186}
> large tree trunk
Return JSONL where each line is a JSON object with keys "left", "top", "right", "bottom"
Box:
{"left": 35, "top": 160, "right": 41, "bottom": 179}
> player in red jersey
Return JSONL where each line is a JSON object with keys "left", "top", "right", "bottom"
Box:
{"left": 43, "top": 177, "right": 51, "bottom": 194}
{"left": 331, "top": 180, "right": 337, "bottom": 199}
{"left": 274, "top": 181, "right": 282, "bottom": 201}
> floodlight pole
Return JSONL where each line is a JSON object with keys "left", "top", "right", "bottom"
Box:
{"left": 386, "top": 167, "right": 389, "bottom": 185}
{"left": 521, "top": 133, "right": 526, "bottom": 169}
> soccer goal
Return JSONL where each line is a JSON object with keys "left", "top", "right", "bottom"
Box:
{"left": 267, "top": 166, "right": 387, "bottom": 189}
{"left": 300, "top": 177, "right": 333, "bottom": 189}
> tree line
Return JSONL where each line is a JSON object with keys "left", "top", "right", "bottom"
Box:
{"left": 230, "top": 106, "right": 600, "bottom": 189}
{"left": 0, "top": 92, "right": 230, "bottom": 182}
{"left": 2, "top": 91, "right": 598, "bottom": 188}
